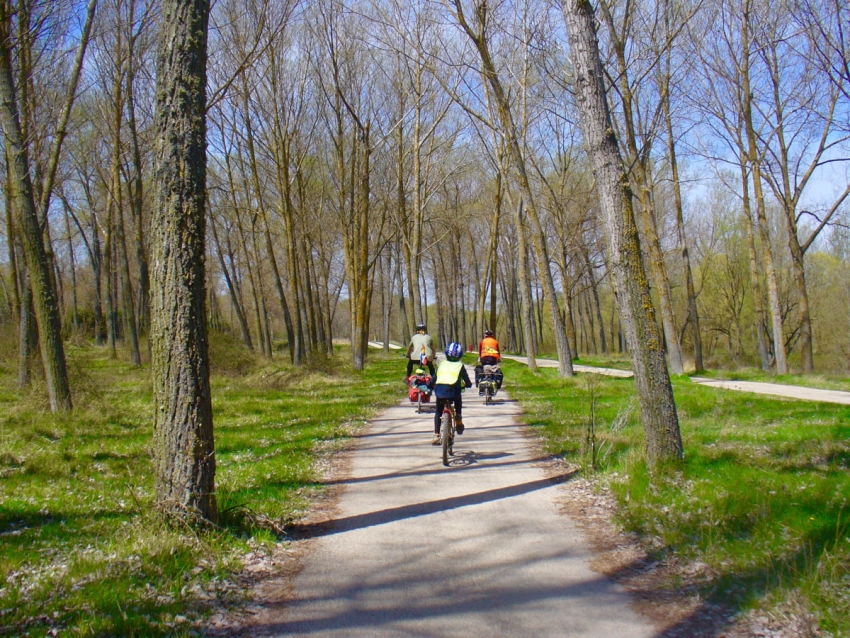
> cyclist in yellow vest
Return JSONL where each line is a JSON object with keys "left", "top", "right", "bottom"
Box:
{"left": 428, "top": 342, "right": 472, "bottom": 445}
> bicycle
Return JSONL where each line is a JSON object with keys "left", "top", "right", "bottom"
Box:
{"left": 440, "top": 402, "right": 457, "bottom": 467}
{"left": 478, "top": 363, "right": 502, "bottom": 405}
{"left": 407, "top": 370, "right": 432, "bottom": 414}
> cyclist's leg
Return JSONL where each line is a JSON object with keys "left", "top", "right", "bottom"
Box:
{"left": 455, "top": 395, "right": 464, "bottom": 433}
{"left": 427, "top": 361, "right": 435, "bottom": 377}
{"left": 432, "top": 397, "right": 446, "bottom": 444}
{"left": 434, "top": 397, "right": 447, "bottom": 434}
{"left": 406, "top": 359, "right": 415, "bottom": 378}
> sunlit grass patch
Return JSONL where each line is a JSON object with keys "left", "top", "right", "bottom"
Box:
{"left": 505, "top": 359, "right": 850, "bottom": 634}
{"left": 0, "top": 337, "right": 401, "bottom": 636}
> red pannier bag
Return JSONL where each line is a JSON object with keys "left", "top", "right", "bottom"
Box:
{"left": 408, "top": 374, "right": 432, "bottom": 402}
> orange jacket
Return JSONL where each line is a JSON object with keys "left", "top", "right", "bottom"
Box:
{"left": 479, "top": 336, "right": 501, "bottom": 361}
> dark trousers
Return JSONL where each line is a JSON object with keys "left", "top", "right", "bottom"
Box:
{"left": 407, "top": 359, "right": 435, "bottom": 378}
{"left": 434, "top": 396, "right": 462, "bottom": 433}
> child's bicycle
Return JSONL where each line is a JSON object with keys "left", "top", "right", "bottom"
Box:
{"left": 440, "top": 402, "right": 457, "bottom": 467}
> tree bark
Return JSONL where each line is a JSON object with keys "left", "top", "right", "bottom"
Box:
{"left": 562, "top": 0, "right": 683, "bottom": 466}
{"left": 151, "top": 0, "right": 216, "bottom": 523}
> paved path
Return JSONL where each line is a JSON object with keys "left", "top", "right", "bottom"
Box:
{"left": 502, "top": 354, "right": 634, "bottom": 378}
{"left": 690, "top": 377, "right": 850, "bottom": 405}
{"left": 506, "top": 355, "right": 850, "bottom": 406}
{"left": 254, "top": 376, "right": 656, "bottom": 637}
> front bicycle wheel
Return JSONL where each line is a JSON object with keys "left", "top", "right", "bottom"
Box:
{"left": 441, "top": 411, "right": 452, "bottom": 466}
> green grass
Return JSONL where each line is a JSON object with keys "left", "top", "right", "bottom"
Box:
{"left": 504, "top": 359, "right": 850, "bottom": 634}
{"left": 0, "top": 332, "right": 401, "bottom": 636}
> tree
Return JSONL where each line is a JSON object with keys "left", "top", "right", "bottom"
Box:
{"left": 448, "top": 0, "right": 574, "bottom": 376}
{"left": 150, "top": 0, "right": 216, "bottom": 522}
{"left": 561, "top": 0, "right": 683, "bottom": 466}
{"left": 0, "top": 0, "right": 97, "bottom": 412}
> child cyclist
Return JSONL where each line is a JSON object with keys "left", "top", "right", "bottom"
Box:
{"left": 428, "top": 342, "right": 472, "bottom": 445}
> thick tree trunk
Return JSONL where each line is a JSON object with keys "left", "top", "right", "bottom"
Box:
{"left": 0, "top": 6, "right": 72, "bottom": 412}
{"left": 562, "top": 0, "right": 683, "bottom": 466}
{"left": 151, "top": 0, "right": 216, "bottom": 523}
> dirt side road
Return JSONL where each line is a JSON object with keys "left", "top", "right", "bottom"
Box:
{"left": 234, "top": 379, "right": 658, "bottom": 637}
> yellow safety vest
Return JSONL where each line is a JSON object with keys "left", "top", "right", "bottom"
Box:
{"left": 435, "top": 360, "right": 464, "bottom": 385}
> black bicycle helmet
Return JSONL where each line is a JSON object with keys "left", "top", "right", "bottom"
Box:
{"left": 416, "top": 323, "right": 427, "bottom": 332}
{"left": 484, "top": 329, "right": 494, "bottom": 337}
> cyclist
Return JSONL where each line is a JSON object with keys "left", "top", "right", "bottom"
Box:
{"left": 476, "top": 329, "right": 502, "bottom": 388}
{"left": 478, "top": 329, "right": 501, "bottom": 366}
{"left": 406, "top": 323, "right": 435, "bottom": 379}
{"left": 428, "top": 342, "right": 472, "bottom": 445}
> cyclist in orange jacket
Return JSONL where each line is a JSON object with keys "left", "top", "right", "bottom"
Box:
{"left": 476, "top": 329, "right": 502, "bottom": 390}
{"left": 478, "top": 329, "right": 501, "bottom": 366}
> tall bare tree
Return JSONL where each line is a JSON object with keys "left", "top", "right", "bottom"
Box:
{"left": 151, "top": 0, "right": 216, "bottom": 522}
{"left": 0, "top": 0, "right": 97, "bottom": 411}
{"left": 561, "top": 0, "right": 683, "bottom": 466}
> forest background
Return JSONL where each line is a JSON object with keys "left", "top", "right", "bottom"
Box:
{"left": 0, "top": 0, "right": 848, "bottom": 381}
{"left": 0, "top": 0, "right": 849, "bottom": 635}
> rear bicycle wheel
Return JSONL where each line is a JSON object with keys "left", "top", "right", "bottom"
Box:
{"left": 417, "top": 392, "right": 422, "bottom": 413}
{"left": 484, "top": 385, "right": 492, "bottom": 405}
{"left": 441, "top": 411, "right": 452, "bottom": 466}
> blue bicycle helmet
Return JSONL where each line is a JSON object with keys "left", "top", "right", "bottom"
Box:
{"left": 445, "top": 342, "right": 464, "bottom": 361}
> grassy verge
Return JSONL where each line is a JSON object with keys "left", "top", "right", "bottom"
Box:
{"left": 504, "top": 359, "right": 850, "bottom": 635}
{"left": 0, "top": 333, "right": 402, "bottom": 636}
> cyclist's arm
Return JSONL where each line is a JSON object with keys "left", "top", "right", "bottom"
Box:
{"left": 460, "top": 366, "right": 472, "bottom": 388}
